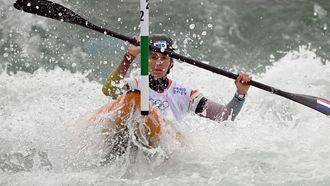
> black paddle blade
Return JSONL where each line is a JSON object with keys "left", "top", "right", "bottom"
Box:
{"left": 13, "top": 0, "right": 89, "bottom": 26}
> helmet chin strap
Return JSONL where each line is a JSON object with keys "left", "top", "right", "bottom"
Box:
{"left": 166, "top": 59, "right": 174, "bottom": 75}
{"left": 149, "top": 74, "right": 169, "bottom": 92}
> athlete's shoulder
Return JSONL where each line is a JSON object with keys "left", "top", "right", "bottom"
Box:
{"left": 190, "top": 89, "right": 201, "bottom": 97}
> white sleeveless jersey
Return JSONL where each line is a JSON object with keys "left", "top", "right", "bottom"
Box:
{"left": 124, "top": 77, "right": 203, "bottom": 122}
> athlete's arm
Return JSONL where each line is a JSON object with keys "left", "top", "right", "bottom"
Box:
{"left": 102, "top": 53, "right": 134, "bottom": 98}
{"left": 193, "top": 94, "right": 245, "bottom": 121}
{"left": 102, "top": 36, "right": 140, "bottom": 99}
{"left": 190, "top": 72, "right": 251, "bottom": 121}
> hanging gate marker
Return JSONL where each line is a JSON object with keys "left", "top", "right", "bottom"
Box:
{"left": 140, "top": 0, "right": 149, "bottom": 115}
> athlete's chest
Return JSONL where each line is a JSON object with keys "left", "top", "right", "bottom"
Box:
{"left": 148, "top": 85, "right": 190, "bottom": 114}
{"left": 149, "top": 92, "right": 170, "bottom": 112}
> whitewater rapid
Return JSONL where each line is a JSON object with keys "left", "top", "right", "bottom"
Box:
{"left": 0, "top": 47, "right": 329, "bottom": 185}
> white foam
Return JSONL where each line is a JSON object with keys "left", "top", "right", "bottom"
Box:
{"left": 0, "top": 47, "right": 330, "bottom": 185}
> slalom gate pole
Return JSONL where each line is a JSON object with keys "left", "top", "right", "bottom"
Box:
{"left": 140, "top": 0, "right": 150, "bottom": 115}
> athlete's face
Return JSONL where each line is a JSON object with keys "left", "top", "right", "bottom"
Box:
{"left": 149, "top": 51, "right": 171, "bottom": 79}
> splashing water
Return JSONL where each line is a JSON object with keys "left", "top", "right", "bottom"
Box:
{"left": 0, "top": 46, "right": 329, "bottom": 185}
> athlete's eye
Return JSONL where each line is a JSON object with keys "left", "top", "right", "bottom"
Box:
{"left": 151, "top": 55, "right": 157, "bottom": 59}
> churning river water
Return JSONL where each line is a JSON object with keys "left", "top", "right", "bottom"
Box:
{"left": 0, "top": 0, "right": 329, "bottom": 185}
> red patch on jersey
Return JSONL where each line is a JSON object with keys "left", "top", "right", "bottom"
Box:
{"left": 190, "top": 89, "right": 198, "bottom": 97}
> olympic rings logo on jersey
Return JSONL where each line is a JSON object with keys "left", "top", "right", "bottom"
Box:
{"left": 149, "top": 98, "right": 169, "bottom": 111}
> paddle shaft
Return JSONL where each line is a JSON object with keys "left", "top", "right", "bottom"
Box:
{"left": 84, "top": 22, "right": 288, "bottom": 93}
{"left": 87, "top": 22, "right": 329, "bottom": 115}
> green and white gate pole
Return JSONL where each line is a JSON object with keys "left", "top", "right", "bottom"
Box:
{"left": 140, "top": 0, "right": 149, "bottom": 115}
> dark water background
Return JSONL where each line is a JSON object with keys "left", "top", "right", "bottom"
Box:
{"left": 0, "top": 0, "right": 329, "bottom": 81}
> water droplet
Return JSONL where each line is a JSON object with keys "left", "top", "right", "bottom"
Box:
{"left": 72, "top": 63, "right": 77, "bottom": 67}
{"left": 58, "top": 12, "right": 62, "bottom": 16}
{"left": 27, "top": 2, "right": 31, "bottom": 7}
{"left": 3, "top": 53, "right": 8, "bottom": 58}
{"left": 323, "top": 24, "right": 327, "bottom": 31}
{"left": 36, "top": 6, "right": 39, "bottom": 9}
{"left": 189, "top": 24, "right": 195, "bottom": 30}
{"left": 207, "top": 24, "right": 213, "bottom": 28}
{"left": 201, "top": 31, "right": 207, "bottom": 36}
{"left": 117, "top": 17, "right": 121, "bottom": 22}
